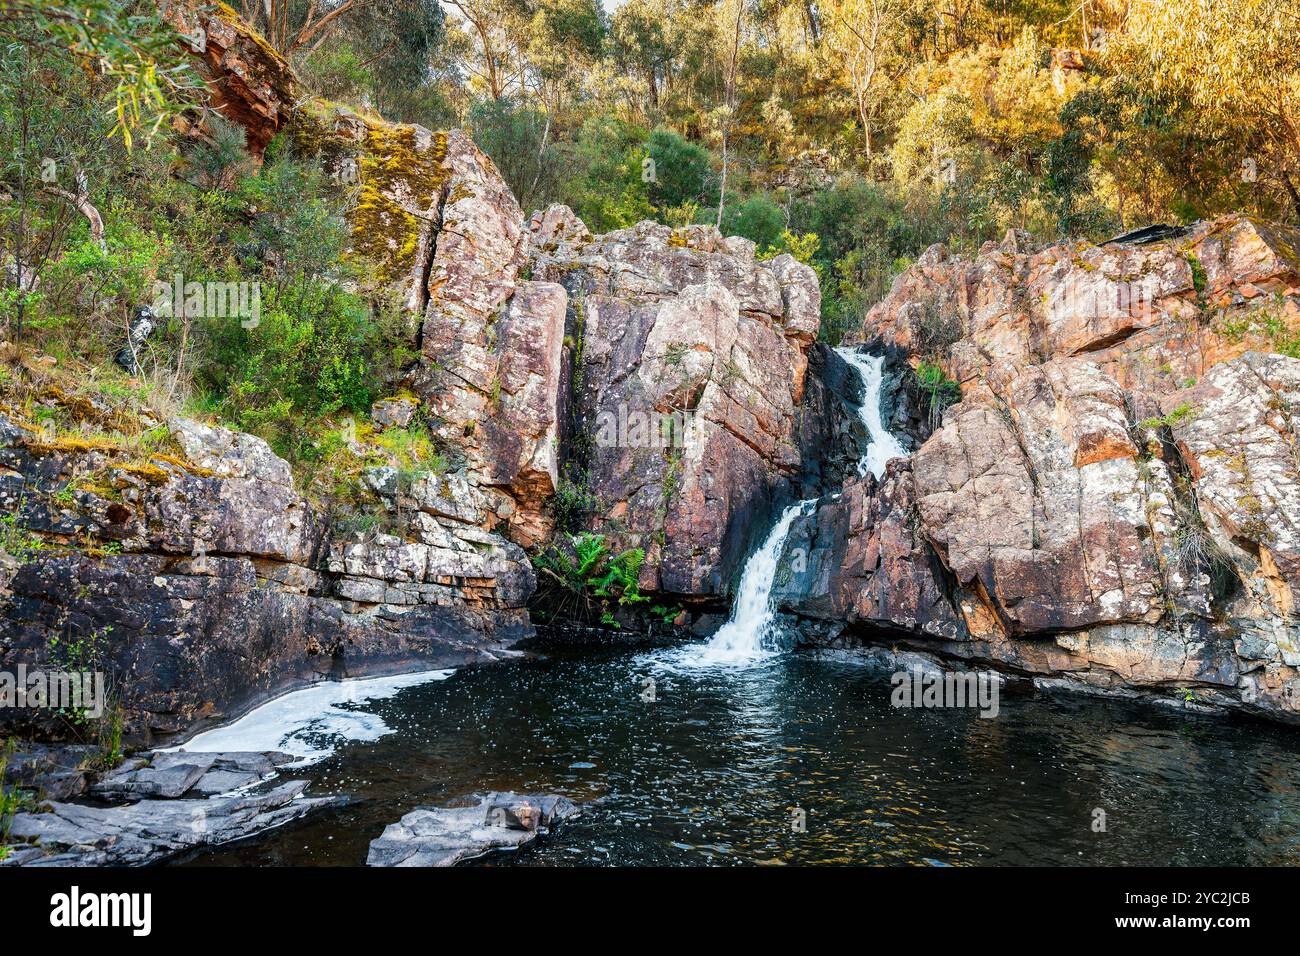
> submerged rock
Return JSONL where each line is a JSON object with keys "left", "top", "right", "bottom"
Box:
{"left": 367, "top": 792, "right": 579, "bottom": 866}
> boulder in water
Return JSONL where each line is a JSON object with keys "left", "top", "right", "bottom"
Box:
{"left": 367, "top": 792, "right": 579, "bottom": 866}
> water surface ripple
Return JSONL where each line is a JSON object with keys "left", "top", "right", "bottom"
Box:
{"left": 184, "top": 649, "right": 1300, "bottom": 867}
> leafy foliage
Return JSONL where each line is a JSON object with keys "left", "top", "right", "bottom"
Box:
{"left": 533, "top": 533, "right": 653, "bottom": 629}
{"left": 916, "top": 360, "right": 962, "bottom": 430}
{"left": 0, "top": 1, "right": 199, "bottom": 149}
{"left": 0, "top": 738, "right": 35, "bottom": 860}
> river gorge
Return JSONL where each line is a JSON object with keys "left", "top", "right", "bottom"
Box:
{"left": 3, "top": 6, "right": 1300, "bottom": 873}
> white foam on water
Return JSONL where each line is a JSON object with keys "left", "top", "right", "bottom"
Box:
{"left": 834, "top": 347, "right": 907, "bottom": 479}
{"left": 675, "top": 500, "right": 814, "bottom": 667}
{"left": 161, "top": 670, "right": 454, "bottom": 766}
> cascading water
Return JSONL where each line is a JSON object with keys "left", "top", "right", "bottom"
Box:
{"left": 682, "top": 348, "right": 903, "bottom": 665}
{"left": 834, "top": 347, "right": 906, "bottom": 480}
{"left": 687, "top": 500, "right": 813, "bottom": 664}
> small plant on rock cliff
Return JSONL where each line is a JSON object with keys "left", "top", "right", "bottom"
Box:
{"left": 1139, "top": 402, "right": 1197, "bottom": 432}
{"left": 651, "top": 603, "right": 683, "bottom": 624}
{"left": 0, "top": 505, "right": 44, "bottom": 565}
{"left": 552, "top": 475, "right": 599, "bottom": 534}
{"left": 916, "top": 361, "right": 961, "bottom": 430}
{"left": 45, "top": 623, "right": 111, "bottom": 728}
{"left": 533, "top": 533, "right": 651, "bottom": 628}
{"left": 183, "top": 115, "right": 253, "bottom": 190}
{"left": 0, "top": 738, "right": 36, "bottom": 859}
{"left": 1186, "top": 254, "right": 1208, "bottom": 296}
{"left": 91, "top": 690, "right": 125, "bottom": 771}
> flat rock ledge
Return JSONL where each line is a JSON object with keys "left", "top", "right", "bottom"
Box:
{"left": 1, "top": 751, "right": 340, "bottom": 866}
{"left": 367, "top": 792, "right": 579, "bottom": 866}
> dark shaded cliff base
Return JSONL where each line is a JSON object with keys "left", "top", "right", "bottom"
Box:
{"left": 0, "top": 410, "right": 535, "bottom": 745}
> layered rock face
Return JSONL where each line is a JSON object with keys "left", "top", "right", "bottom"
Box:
{"left": 0, "top": 415, "right": 532, "bottom": 742}
{"left": 0, "top": 6, "right": 828, "bottom": 743}
{"left": 341, "top": 141, "right": 824, "bottom": 598}
{"left": 528, "top": 212, "right": 821, "bottom": 598}
{"left": 157, "top": 1, "right": 297, "bottom": 160}
{"left": 297, "top": 107, "right": 569, "bottom": 550}
{"left": 783, "top": 217, "right": 1300, "bottom": 723}
{"left": 414, "top": 137, "right": 568, "bottom": 550}
{"left": 849, "top": 217, "right": 1300, "bottom": 392}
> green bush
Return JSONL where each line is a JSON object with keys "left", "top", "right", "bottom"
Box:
{"left": 238, "top": 154, "right": 349, "bottom": 283}
{"left": 646, "top": 128, "right": 712, "bottom": 210}
{"left": 720, "top": 193, "right": 786, "bottom": 250}
{"left": 297, "top": 42, "right": 373, "bottom": 102}
{"left": 790, "top": 177, "right": 947, "bottom": 344}
{"left": 200, "top": 282, "right": 402, "bottom": 457}
{"left": 533, "top": 532, "right": 651, "bottom": 629}
{"left": 469, "top": 97, "right": 565, "bottom": 213}
{"left": 560, "top": 117, "right": 655, "bottom": 231}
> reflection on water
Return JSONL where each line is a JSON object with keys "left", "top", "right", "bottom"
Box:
{"left": 183, "top": 647, "right": 1300, "bottom": 867}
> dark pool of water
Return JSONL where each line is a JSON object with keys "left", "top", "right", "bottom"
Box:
{"left": 182, "top": 647, "right": 1300, "bottom": 866}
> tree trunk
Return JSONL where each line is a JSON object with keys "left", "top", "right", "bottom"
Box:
{"left": 45, "top": 175, "right": 106, "bottom": 255}
{"left": 716, "top": 133, "right": 728, "bottom": 228}
{"left": 1281, "top": 169, "right": 1300, "bottom": 222}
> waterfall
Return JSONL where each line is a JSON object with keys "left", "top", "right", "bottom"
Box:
{"left": 688, "top": 500, "right": 813, "bottom": 664}
{"left": 679, "top": 348, "right": 902, "bottom": 665}
{"left": 834, "top": 347, "right": 907, "bottom": 480}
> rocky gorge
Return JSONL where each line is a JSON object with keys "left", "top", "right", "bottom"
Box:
{"left": 4, "top": 3, "right": 1300, "bottom": 869}
{"left": 777, "top": 218, "right": 1300, "bottom": 723}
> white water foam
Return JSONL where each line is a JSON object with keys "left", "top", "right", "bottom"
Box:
{"left": 674, "top": 350, "right": 904, "bottom": 667}
{"left": 686, "top": 500, "right": 814, "bottom": 665}
{"left": 834, "top": 347, "right": 907, "bottom": 479}
{"left": 161, "top": 670, "right": 454, "bottom": 766}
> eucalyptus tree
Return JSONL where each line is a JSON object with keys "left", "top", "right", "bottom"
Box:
{"left": 1120, "top": 0, "right": 1300, "bottom": 218}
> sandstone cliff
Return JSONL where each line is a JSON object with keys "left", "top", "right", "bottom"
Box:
{"left": 779, "top": 218, "right": 1300, "bottom": 723}
{"left": 527, "top": 210, "right": 822, "bottom": 599}
{"left": 0, "top": 12, "right": 828, "bottom": 737}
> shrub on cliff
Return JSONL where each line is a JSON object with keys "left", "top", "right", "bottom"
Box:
{"left": 532, "top": 533, "right": 653, "bottom": 629}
